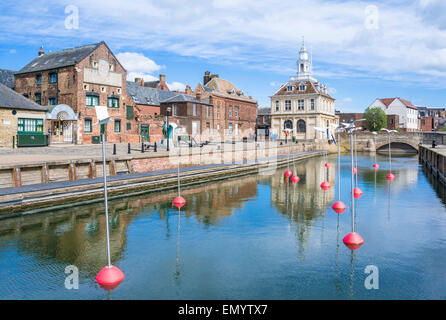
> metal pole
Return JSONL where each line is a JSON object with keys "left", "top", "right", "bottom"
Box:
{"left": 350, "top": 133, "right": 355, "bottom": 233}
{"left": 177, "top": 146, "right": 181, "bottom": 197}
{"left": 354, "top": 133, "right": 358, "bottom": 188}
{"left": 337, "top": 132, "right": 341, "bottom": 201}
{"left": 101, "top": 133, "right": 112, "bottom": 268}
{"left": 388, "top": 133, "right": 392, "bottom": 172}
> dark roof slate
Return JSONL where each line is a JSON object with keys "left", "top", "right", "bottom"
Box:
{"left": 16, "top": 42, "right": 102, "bottom": 74}
{"left": 126, "top": 81, "right": 177, "bottom": 106}
{"left": 0, "top": 84, "right": 48, "bottom": 111}
{"left": 0, "top": 69, "right": 15, "bottom": 88}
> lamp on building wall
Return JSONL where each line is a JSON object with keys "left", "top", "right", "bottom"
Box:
{"left": 166, "top": 106, "right": 172, "bottom": 152}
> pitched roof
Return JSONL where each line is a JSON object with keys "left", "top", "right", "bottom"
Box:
{"left": 273, "top": 80, "right": 334, "bottom": 99}
{"left": 126, "top": 81, "right": 178, "bottom": 106}
{"left": 0, "top": 69, "right": 14, "bottom": 88}
{"left": 258, "top": 107, "right": 271, "bottom": 115}
{"left": 16, "top": 42, "right": 102, "bottom": 74}
{"left": 202, "top": 77, "right": 256, "bottom": 102}
{"left": 0, "top": 83, "right": 48, "bottom": 111}
{"left": 161, "top": 94, "right": 212, "bottom": 105}
{"left": 378, "top": 98, "right": 417, "bottom": 110}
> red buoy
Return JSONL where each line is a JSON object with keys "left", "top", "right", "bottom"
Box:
{"left": 291, "top": 175, "right": 300, "bottom": 183}
{"left": 320, "top": 181, "right": 331, "bottom": 191}
{"left": 96, "top": 266, "right": 125, "bottom": 291}
{"left": 343, "top": 232, "right": 364, "bottom": 251}
{"left": 352, "top": 167, "right": 357, "bottom": 174}
{"left": 372, "top": 163, "right": 379, "bottom": 169}
{"left": 387, "top": 173, "right": 395, "bottom": 181}
{"left": 173, "top": 196, "right": 186, "bottom": 208}
{"left": 353, "top": 187, "right": 363, "bottom": 199}
{"left": 325, "top": 163, "right": 330, "bottom": 168}
{"left": 284, "top": 170, "right": 292, "bottom": 178}
{"left": 332, "top": 201, "right": 346, "bottom": 214}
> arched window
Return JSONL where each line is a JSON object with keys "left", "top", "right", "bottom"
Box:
{"left": 284, "top": 120, "right": 293, "bottom": 130}
{"left": 297, "top": 120, "right": 306, "bottom": 133}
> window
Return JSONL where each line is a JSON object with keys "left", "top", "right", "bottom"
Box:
{"left": 49, "top": 97, "right": 57, "bottom": 105}
{"left": 298, "top": 99, "right": 304, "bottom": 110}
{"left": 172, "top": 104, "right": 178, "bottom": 116}
{"left": 264, "top": 116, "right": 267, "bottom": 123}
{"left": 297, "top": 120, "right": 306, "bottom": 133}
{"left": 206, "top": 106, "right": 210, "bottom": 118}
{"left": 35, "top": 93, "right": 41, "bottom": 105}
{"left": 84, "top": 119, "right": 92, "bottom": 133}
{"left": 107, "top": 97, "right": 119, "bottom": 108}
{"left": 36, "top": 75, "right": 41, "bottom": 86}
{"left": 86, "top": 95, "right": 99, "bottom": 107}
{"left": 235, "top": 106, "right": 239, "bottom": 117}
{"left": 228, "top": 122, "right": 233, "bottom": 135}
{"left": 126, "top": 106, "right": 134, "bottom": 120}
{"left": 49, "top": 73, "right": 57, "bottom": 84}
{"left": 285, "top": 100, "right": 291, "bottom": 111}
{"left": 114, "top": 119, "right": 121, "bottom": 133}
{"left": 299, "top": 83, "right": 306, "bottom": 91}
{"left": 17, "top": 118, "right": 44, "bottom": 134}
{"left": 228, "top": 106, "right": 232, "bottom": 117}
{"left": 217, "top": 106, "right": 220, "bottom": 119}
{"left": 286, "top": 85, "right": 293, "bottom": 92}
{"left": 311, "top": 99, "right": 315, "bottom": 110}
{"left": 127, "top": 123, "right": 131, "bottom": 130}
{"left": 275, "top": 101, "right": 279, "bottom": 112}
{"left": 193, "top": 104, "right": 197, "bottom": 116}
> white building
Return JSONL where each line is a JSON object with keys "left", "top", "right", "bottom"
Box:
{"left": 270, "top": 40, "right": 337, "bottom": 140}
{"left": 368, "top": 98, "right": 419, "bottom": 132}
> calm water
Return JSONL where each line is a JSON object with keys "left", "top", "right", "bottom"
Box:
{"left": 1, "top": 154, "right": 446, "bottom": 300}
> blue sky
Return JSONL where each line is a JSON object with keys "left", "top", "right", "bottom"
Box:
{"left": 1, "top": 0, "right": 446, "bottom": 112}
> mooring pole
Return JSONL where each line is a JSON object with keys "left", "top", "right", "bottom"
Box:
{"left": 101, "top": 133, "right": 112, "bottom": 268}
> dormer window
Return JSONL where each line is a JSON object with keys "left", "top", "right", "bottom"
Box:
{"left": 299, "top": 83, "right": 306, "bottom": 91}
{"left": 286, "top": 85, "right": 294, "bottom": 92}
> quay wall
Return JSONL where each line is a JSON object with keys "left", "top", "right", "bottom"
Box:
{"left": 0, "top": 140, "right": 334, "bottom": 189}
{"left": 419, "top": 145, "right": 446, "bottom": 185}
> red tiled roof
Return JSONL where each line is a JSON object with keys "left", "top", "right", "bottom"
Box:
{"left": 378, "top": 97, "right": 417, "bottom": 110}
{"left": 379, "top": 98, "right": 395, "bottom": 106}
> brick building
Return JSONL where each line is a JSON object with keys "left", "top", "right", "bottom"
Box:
{"left": 126, "top": 77, "right": 179, "bottom": 142}
{"left": 194, "top": 71, "right": 258, "bottom": 140}
{"left": 159, "top": 93, "right": 214, "bottom": 143}
{"left": 256, "top": 107, "right": 271, "bottom": 139}
{"left": 14, "top": 42, "right": 140, "bottom": 144}
{"left": 418, "top": 107, "right": 446, "bottom": 131}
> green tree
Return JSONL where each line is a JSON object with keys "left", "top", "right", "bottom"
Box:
{"left": 364, "top": 107, "right": 387, "bottom": 131}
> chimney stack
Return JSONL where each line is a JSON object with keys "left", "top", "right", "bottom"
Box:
{"left": 38, "top": 47, "right": 44, "bottom": 57}
{"left": 203, "top": 71, "right": 211, "bottom": 86}
{"left": 158, "top": 74, "right": 169, "bottom": 91}
{"left": 134, "top": 77, "right": 144, "bottom": 86}
{"left": 196, "top": 92, "right": 202, "bottom": 101}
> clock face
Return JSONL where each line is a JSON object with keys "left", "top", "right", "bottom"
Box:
{"left": 98, "top": 60, "right": 109, "bottom": 76}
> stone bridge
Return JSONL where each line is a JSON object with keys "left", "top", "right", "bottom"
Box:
{"left": 337, "top": 132, "right": 437, "bottom": 153}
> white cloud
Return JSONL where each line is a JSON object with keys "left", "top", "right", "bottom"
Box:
{"left": 3, "top": 0, "right": 446, "bottom": 87}
{"left": 343, "top": 97, "right": 352, "bottom": 103}
{"left": 116, "top": 52, "right": 162, "bottom": 74}
{"left": 167, "top": 81, "right": 186, "bottom": 91}
{"left": 126, "top": 71, "right": 158, "bottom": 82}
{"left": 8, "top": 49, "right": 16, "bottom": 54}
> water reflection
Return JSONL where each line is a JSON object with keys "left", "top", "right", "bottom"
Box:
{"left": 0, "top": 153, "right": 445, "bottom": 299}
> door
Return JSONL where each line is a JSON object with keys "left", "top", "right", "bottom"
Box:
{"left": 63, "top": 121, "right": 72, "bottom": 143}
{"left": 141, "top": 124, "right": 149, "bottom": 142}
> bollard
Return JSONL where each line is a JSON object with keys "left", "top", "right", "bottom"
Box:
{"left": 154, "top": 142, "right": 157, "bottom": 152}
{"left": 128, "top": 143, "right": 131, "bottom": 154}
{"left": 141, "top": 142, "right": 144, "bottom": 153}
{"left": 113, "top": 144, "right": 116, "bottom": 155}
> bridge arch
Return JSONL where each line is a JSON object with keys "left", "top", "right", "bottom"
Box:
{"left": 376, "top": 142, "right": 418, "bottom": 154}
